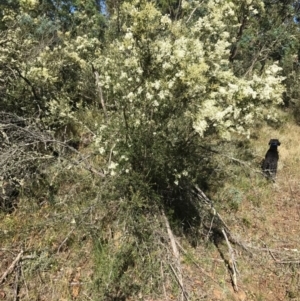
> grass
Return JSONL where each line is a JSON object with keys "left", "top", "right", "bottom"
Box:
{"left": 1, "top": 118, "right": 300, "bottom": 300}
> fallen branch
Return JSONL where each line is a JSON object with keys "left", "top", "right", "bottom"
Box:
{"left": 269, "top": 249, "right": 278, "bottom": 262}
{"left": 222, "top": 229, "right": 239, "bottom": 292}
{"left": 194, "top": 184, "right": 230, "bottom": 232}
{"left": 276, "top": 260, "right": 300, "bottom": 264}
{"left": 13, "top": 263, "right": 21, "bottom": 301}
{"left": 206, "top": 215, "right": 215, "bottom": 241}
{"left": 162, "top": 211, "right": 187, "bottom": 301}
{"left": 0, "top": 249, "right": 23, "bottom": 285}
{"left": 160, "top": 261, "right": 168, "bottom": 301}
{"left": 193, "top": 185, "right": 250, "bottom": 253}
{"left": 169, "top": 264, "right": 189, "bottom": 301}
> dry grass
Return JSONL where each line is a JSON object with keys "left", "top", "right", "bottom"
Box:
{"left": 205, "top": 122, "right": 300, "bottom": 301}
{"left": 1, "top": 121, "right": 300, "bottom": 301}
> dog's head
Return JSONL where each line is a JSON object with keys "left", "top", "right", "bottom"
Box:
{"left": 268, "top": 139, "right": 281, "bottom": 147}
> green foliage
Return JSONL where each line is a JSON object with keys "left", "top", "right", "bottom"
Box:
{"left": 229, "top": 0, "right": 300, "bottom": 118}
{"left": 86, "top": 1, "right": 285, "bottom": 211}
{"left": 0, "top": 0, "right": 298, "bottom": 299}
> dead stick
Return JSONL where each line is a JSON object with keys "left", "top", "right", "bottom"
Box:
{"left": 269, "top": 249, "right": 278, "bottom": 262}
{"left": 162, "top": 211, "right": 186, "bottom": 301}
{"left": 13, "top": 264, "right": 21, "bottom": 301}
{"left": 0, "top": 250, "right": 23, "bottom": 285}
{"left": 276, "top": 260, "right": 300, "bottom": 264}
{"left": 206, "top": 215, "right": 215, "bottom": 241}
{"left": 169, "top": 264, "right": 189, "bottom": 301}
{"left": 160, "top": 261, "right": 168, "bottom": 301}
{"left": 222, "top": 229, "right": 239, "bottom": 292}
{"left": 57, "top": 228, "right": 75, "bottom": 253}
{"left": 94, "top": 70, "right": 107, "bottom": 119}
{"left": 194, "top": 185, "right": 250, "bottom": 253}
{"left": 162, "top": 211, "right": 180, "bottom": 259}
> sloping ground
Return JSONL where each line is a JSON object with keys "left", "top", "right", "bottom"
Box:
{"left": 184, "top": 122, "right": 300, "bottom": 301}
{"left": 1, "top": 122, "right": 300, "bottom": 301}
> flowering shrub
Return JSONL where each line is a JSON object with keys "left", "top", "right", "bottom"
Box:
{"left": 91, "top": 0, "right": 284, "bottom": 179}
{"left": 0, "top": 0, "right": 285, "bottom": 186}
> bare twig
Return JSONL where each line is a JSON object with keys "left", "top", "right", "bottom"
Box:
{"left": 244, "top": 43, "right": 267, "bottom": 77}
{"left": 229, "top": 13, "right": 248, "bottom": 62}
{"left": 198, "top": 144, "right": 264, "bottom": 177}
{"left": 186, "top": 1, "right": 203, "bottom": 23}
{"left": 15, "top": 67, "right": 40, "bottom": 102}
{"left": 206, "top": 215, "right": 215, "bottom": 241}
{"left": 194, "top": 185, "right": 230, "bottom": 232}
{"left": 93, "top": 69, "right": 108, "bottom": 120}
{"left": 51, "top": 140, "right": 106, "bottom": 178}
{"left": 56, "top": 228, "right": 75, "bottom": 253}
{"left": 269, "top": 249, "right": 278, "bottom": 262}
{"left": 108, "top": 143, "right": 116, "bottom": 167}
{"left": 0, "top": 250, "right": 23, "bottom": 285}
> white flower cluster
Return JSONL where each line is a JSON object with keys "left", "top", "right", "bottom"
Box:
{"left": 87, "top": 0, "right": 285, "bottom": 174}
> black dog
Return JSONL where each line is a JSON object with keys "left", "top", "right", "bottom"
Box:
{"left": 261, "top": 139, "right": 281, "bottom": 181}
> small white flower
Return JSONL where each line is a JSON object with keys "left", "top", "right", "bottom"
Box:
{"left": 120, "top": 72, "right": 127, "bottom": 79}
{"left": 219, "top": 87, "right": 227, "bottom": 94}
{"left": 162, "top": 62, "right": 172, "bottom": 70}
{"left": 168, "top": 80, "right": 175, "bottom": 88}
{"left": 158, "top": 90, "right": 165, "bottom": 100}
{"left": 127, "top": 92, "right": 134, "bottom": 102}
{"left": 153, "top": 100, "right": 159, "bottom": 107}
{"left": 153, "top": 80, "right": 160, "bottom": 90}
{"left": 161, "top": 15, "right": 171, "bottom": 25}
{"left": 124, "top": 32, "right": 133, "bottom": 39}
{"left": 182, "top": 170, "right": 188, "bottom": 176}
{"left": 146, "top": 92, "right": 153, "bottom": 100}
{"left": 108, "top": 161, "right": 119, "bottom": 169}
